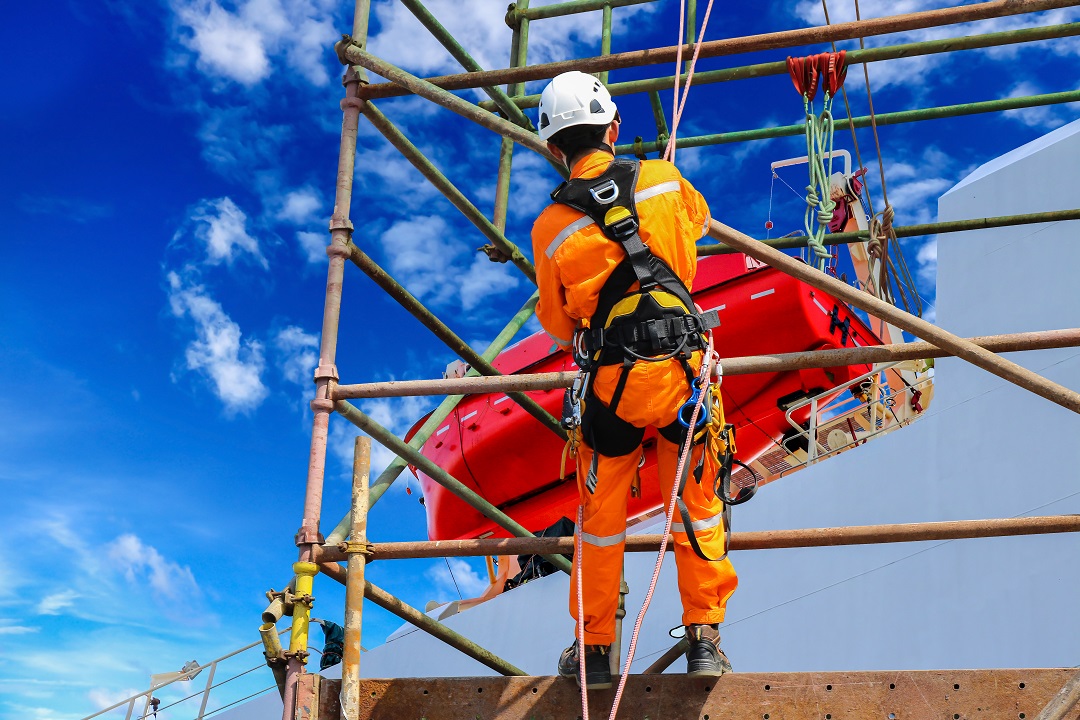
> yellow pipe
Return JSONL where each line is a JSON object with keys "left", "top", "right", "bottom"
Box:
{"left": 288, "top": 562, "right": 319, "bottom": 663}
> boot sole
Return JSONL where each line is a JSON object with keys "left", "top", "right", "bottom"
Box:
{"left": 687, "top": 667, "right": 726, "bottom": 678}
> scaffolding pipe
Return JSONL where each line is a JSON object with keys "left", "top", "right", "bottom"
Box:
{"left": 708, "top": 220, "right": 1080, "bottom": 415}
{"left": 508, "top": 0, "right": 655, "bottom": 22}
{"left": 480, "top": 22, "right": 1080, "bottom": 111}
{"left": 699, "top": 208, "right": 1080, "bottom": 255}
{"left": 399, "top": 0, "right": 532, "bottom": 129}
{"left": 360, "top": 101, "right": 536, "bottom": 281}
{"left": 345, "top": 245, "right": 561, "bottom": 435}
{"left": 1036, "top": 667, "right": 1080, "bottom": 720}
{"left": 259, "top": 623, "right": 287, "bottom": 699}
{"left": 599, "top": 2, "right": 613, "bottom": 84}
{"left": 285, "top": 0, "right": 371, "bottom": 698}
{"left": 336, "top": 41, "right": 562, "bottom": 171}
{"left": 331, "top": 329, "right": 1080, "bottom": 398}
{"left": 617, "top": 89, "right": 1080, "bottom": 155}
{"left": 316, "top": 560, "right": 524, "bottom": 677}
{"left": 323, "top": 292, "right": 548, "bottom": 547}
{"left": 339, "top": 438, "right": 370, "bottom": 720}
{"left": 357, "top": 0, "right": 1080, "bottom": 98}
{"left": 315, "top": 515, "right": 1080, "bottom": 562}
{"left": 339, "top": 575, "right": 527, "bottom": 676}
{"left": 335, "top": 399, "right": 574, "bottom": 574}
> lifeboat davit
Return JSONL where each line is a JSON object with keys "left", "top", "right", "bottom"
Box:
{"left": 409, "top": 252, "right": 884, "bottom": 541}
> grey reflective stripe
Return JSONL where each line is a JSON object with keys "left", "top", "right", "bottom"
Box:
{"left": 671, "top": 512, "right": 724, "bottom": 534}
{"left": 546, "top": 330, "right": 572, "bottom": 347}
{"left": 545, "top": 180, "right": 681, "bottom": 258}
{"left": 546, "top": 216, "right": 596, "bottom": 257}
{"left": 580, "top": 530, "right": 627, "bottom": 547}
{"left": 634, "top": 180, "right": 680, "bottom": 204}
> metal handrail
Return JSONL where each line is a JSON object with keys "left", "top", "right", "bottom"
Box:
{"left": 81, "top": 627, "right": 290, "bottom": 720}
{"left": 781, "top": 362, "right": 931, "bottom": 465}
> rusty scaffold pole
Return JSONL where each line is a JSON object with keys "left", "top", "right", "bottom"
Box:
{"left": 314, "top": 515, "right": 1080, "bottom": 562}
{"left": 339, "top": 438, "right": 370, "bottom": 719}
{"left": 330, "top": 329, "right": 1080, "bottom": 399}
{"left": 707, "top": 220, "right": 1080, "bottom": 415}
{"left": 283, "top": 1, "right": 371, "bottom": 717}
{"left": 355, "top": 0, "right": 1080, "bottom": 98}
{"left": 478, "top": 21, "right": 1080, "bottom": 111}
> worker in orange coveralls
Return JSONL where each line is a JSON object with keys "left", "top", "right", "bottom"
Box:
{"left": 530, "top": 71, "right": 738, "bottom": 690}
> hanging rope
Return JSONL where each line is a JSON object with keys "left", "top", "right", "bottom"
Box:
{"left": 788, "top": 52, "right": 847, "bottom": 272}
{"left": 664, "top": 0, "right": 718, "bottom": 164}
{"left": 605, "top": 338, "right": 715, "bottom": 720}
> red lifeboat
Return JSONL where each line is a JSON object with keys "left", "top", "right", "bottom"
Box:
{"left": 408, "top": 252, "right": 883, "bottom": 541}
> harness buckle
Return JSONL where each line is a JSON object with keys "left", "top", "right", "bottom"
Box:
{"left": 589, "top": 179, "right": 620, "bottom": 204}
{"left": 607, "top": 215, "right": 639, "bottom": 240}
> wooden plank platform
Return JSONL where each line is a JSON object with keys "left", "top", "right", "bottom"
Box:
{"left": 301, "top": 668, "right": 1080, "bottom": 719}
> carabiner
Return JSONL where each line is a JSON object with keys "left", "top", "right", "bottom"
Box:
{"left": 677, "top": 379, "right": 710, "bottom": 429}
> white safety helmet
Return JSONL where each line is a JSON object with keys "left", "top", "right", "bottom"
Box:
{"left": 537, "top": 71, "right": 618, "bottom": 142}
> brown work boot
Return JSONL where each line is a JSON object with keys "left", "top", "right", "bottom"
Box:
{"left": 685, "top": 623, "right": 732, "bottom": 677}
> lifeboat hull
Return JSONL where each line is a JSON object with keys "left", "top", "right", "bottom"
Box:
{"left": 411, "top": 254, "right": 882, "bottom": 541}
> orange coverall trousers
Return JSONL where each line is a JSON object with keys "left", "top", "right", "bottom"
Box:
{"left": 570, "top": 352, "right": 739, "bottom": 646}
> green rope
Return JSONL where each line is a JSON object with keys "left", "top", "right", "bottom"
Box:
{"left": 801, "top": 92, "right": 838, "bottom": 271}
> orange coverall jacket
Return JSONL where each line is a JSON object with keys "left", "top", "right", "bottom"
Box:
{"left": 531, "top": 150, "right": 738, "bottom": 645}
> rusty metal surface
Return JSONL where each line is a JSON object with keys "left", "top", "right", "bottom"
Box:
{"left": 331, "top": 329, "right": 1080, "bottom": 398}
{"left": 709, "top": 220, "right": 1080, "bottom": 415}
{"left": 314, "top": 514, "right": 1080, "bottom": 563}
{"left": 356, "top": 0, "right": 1080, "bottom": 99}
{"left": 293, "top": 673, "right": 320, "bottom": 720}
{"left": 315, "top": 670, "right": 1080, "bottom": 720}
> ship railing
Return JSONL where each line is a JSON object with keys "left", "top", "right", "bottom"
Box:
{"left": 781, "top": 361, "right": 934, "bottom": 466}
{"left": 79, "top": 628, "right": 288, "bottom": 720}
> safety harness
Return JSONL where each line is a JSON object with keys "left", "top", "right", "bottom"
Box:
{"left": 552, "top": 158, "right": 719, "bottom": 420}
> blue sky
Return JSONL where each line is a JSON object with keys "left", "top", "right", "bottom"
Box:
{"left": 2, "top": 1, "right": 1079, "bottom": 717}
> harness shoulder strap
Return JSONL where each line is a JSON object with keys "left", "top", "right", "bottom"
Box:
{"left": 551, "top": 159, "right": 655, "bottom": 290}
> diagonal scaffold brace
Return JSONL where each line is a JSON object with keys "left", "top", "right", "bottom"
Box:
{"left": 707, "top": 220, "right": 1080, "bottom": 415}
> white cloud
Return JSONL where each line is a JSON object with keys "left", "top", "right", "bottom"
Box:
{"left": 37, "top": 590, "right": 79, "bottom": 616}
{"left": 368, "top": 0, "right": 656, "bottom": 93}
{"left": 882, "top": 146, "right": 956, "bottom": 224}
{"left": 274, "top": 325, "right": 319, "bottom": 386}
{"left": 331, "top": 395, "right": 437, "bottom": 478}
{"left": 275, "top": 186, "right": 322, "bottom": 224}
{"left": 168, "top": 272, "right": 269, "bottom": 414}
{"left": 0, "top": 625, "right": 39, "bottom": 636}
{"left": 424, "top": 558, "right": 490, "bottom": 600}
{"left": 459, "top": 255, "right": 521, "bottom": 311}
{"left": 189, "top": 197, "right": 268, "bottom": 269}
{"left": 88, "top": 687, "right": 142, "bottom": 714}
{"left": 174, "top": 0, "right": 270, "bottom": 85}
{"left": 171, "top": 0, "right": 339, "bottom": 86}
{"left": 108, "top": 535, "right": 201, "bottom": 601}
{"left": 378, "top": 215, "right": 521, "bottom": 310}
{"left": 1002, "top": 82, "right": 1080, "bottom": 130}
{"left": 790, "top": 1, "right": 1080, "bottom": 94}
{"left": 297, "top": 230, "right": 327, "bottom": 264}
{"left": 916, "top": 235, "right": 938, "bottom": 286}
